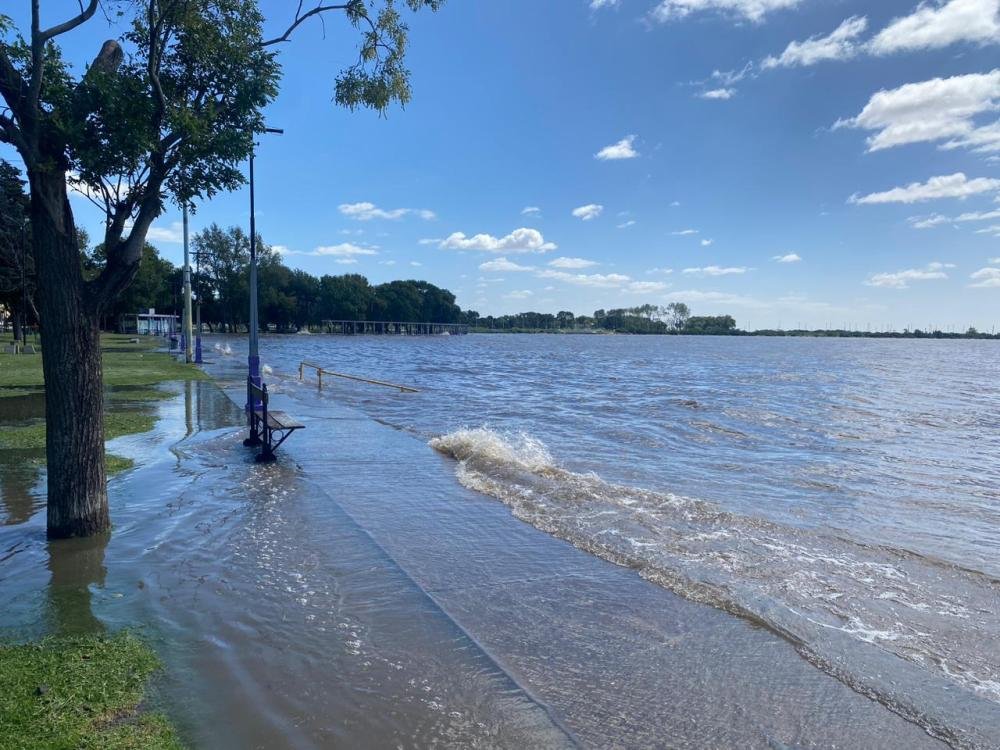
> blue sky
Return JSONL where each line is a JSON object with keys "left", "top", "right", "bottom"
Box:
{"left": 7, "top": 0, "right": 1000, "bottom": 329}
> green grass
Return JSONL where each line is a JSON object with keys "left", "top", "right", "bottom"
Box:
{"left": 0, "top": 632, "right": 183, "bottom": 750}
{"left": 0, "top": 334, "right": 204, "bottom": 392}
{"left": 0, "top": 412, "right": 156, "bottom": 452}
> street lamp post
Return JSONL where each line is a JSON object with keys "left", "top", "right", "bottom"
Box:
{"left": 247, "top": 127, "right": 283, "bottom": 409}
{"left": 20, "top": 219, "right": 27, "bottom": 346}
{"left": 182, "top": 204, "right": 193, "bottom": 363}
{"left": 194, "top": 246, "right": 203, "bottom": 364}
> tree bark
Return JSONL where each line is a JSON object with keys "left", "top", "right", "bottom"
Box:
{"left": 30, "top": 169, "right": 109, "bottom": 539}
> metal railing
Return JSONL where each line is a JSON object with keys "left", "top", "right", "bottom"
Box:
{"left": 299, "top": 361, "right": 419, "bottom": 393}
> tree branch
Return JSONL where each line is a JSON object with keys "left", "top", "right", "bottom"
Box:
{"left": 0, "top": 48, "right": 27, "bottom": 123}
{"left": 39, "top": 0, "right": 100, "bottom": 42}
{"left": 261, "top": 3, "right": 353, "bottom": 47}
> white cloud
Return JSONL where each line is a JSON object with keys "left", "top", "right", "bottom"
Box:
{"left": 595, "top": 135, "right": 639, "bottom": 160}
{"left": 908, "top": 213, "right": 951, "bottom": 228}
{"left": 683, "top": 265, "right": 749, "bottom": 276}
{"left": 572, "top": 204, "right": 604, "bottom": 221}
{"left": 773, "top": 252, "right": 802, "bottom": 262}
{"left": 379, "top": 260, "right": 397, "bottom": 266}
{"left": 548, "top": 257, "right": 598, "bottom": 269}
{"left": 909, "top": 207, "right": 1000, "bottom": 227}
{"left": 440, "top": 227, "right": 557, "bottom": 253}
{"left": 670, "top": 200, "right": 682, "bottom": 207}
{"left": 334, "top": 258, "right": 358, "bottom": 265}
{"left": 147, "top": 222, "right": 184, "bottom": 243}
{"left": 650, "top": 0, "right": 803, "bottom": 23}
{"left": 537, "top": 269, "right": 631, "bottom": 288}
{"left": 418, "top": 238, "right": 441, "bottom": 245}
{"left": 672, "top": 228, "right": 699, "bottom": 235}
{"left": 990, "top": 257, "right": 1000, "bottom": 263}
{"left": 627, "top": 281, "right": 670, "bottom": 294}
{"left": 647, "top": 267, "right": 674, "bottom": 275}
{"left": 590, "top": 0, "right": 619, "bottom": 8}
{"left": 970, "top": 266, "right": 1000, "bottom": 287}
{"left": 339, "top": 201, "right": 436, "bottom": 221}
{"left": 314, "top": 243, "right": 378, "bottom": 257}
{"left": 479, "top": 257, "right": 535, "bottom": 272}
{"left": 762, "top": 16, "right": 868, "bottom": 69}
{"left": 699, "top": 88, "right": 735, "bottom": 100}
{"left": 618, "top": 220, "right": 637, "bottom": 229}
{"left": 976, "top": 224, "right": 1000, "bottom": 235}
{"left": 521, "top": 206, "right": 541, "bottom": 216}
{"left": 504, "top": 290, "right": 534, "bottom": 300}
{"left": 869, "top": 0, "right": 1000, "bottom": 56}
{"left": 865, "top": 261, "right": 954, "bottom": 288}
{"left": 410, "top": 261, "right": 423, "bottom": 267}
{"left": 701, "top": 238, "right": 714, "bottom": 246}
{"left": 850, "top": 173, "right": 1000, "bottom": 204}
{"left": 835, "top": 71, "right": 1000, "bottom": 153}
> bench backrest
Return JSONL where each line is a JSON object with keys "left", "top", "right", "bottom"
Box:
{"left": 247, "top": 378, "right": 269, "bottom": 411}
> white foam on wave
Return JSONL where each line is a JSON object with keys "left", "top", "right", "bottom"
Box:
{"left": 430, "top": 425, "right": 1000, "bottom": 744}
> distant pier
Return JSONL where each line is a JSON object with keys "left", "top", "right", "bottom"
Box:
{"left": 320, "top": 320, "right": 469, "bottom": 336}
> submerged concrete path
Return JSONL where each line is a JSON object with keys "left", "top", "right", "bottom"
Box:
{"left": 0, "top": 375, "right": 950, "bottom": 748}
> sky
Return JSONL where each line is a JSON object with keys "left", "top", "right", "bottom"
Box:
{"left": 5, "top": 0, "right": 1000, "bottom": 330}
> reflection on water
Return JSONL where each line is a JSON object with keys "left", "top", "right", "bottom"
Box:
{"left": 45, "top": 533, "right": 108, "bottom": 636}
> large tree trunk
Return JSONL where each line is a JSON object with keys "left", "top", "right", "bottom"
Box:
{"left": 30, "top": 170, "right": 109, "bottom": 539}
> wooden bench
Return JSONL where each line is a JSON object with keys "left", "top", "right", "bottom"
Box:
{"left": 243, "top": 378, "right": 304, "bottom": 463}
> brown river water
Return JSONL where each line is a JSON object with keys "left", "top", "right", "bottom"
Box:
{"left": 0, "top": 339, "right": 991, "bottom": 748}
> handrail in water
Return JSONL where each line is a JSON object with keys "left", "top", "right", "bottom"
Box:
{"left": 299, "top": 361, "right": 419, "bottom": 393}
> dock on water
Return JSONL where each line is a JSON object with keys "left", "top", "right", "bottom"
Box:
{"left": 320, "top": 320, "right": 469, "bottom": 336}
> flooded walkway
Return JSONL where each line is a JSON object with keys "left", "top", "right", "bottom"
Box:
{"left": 0, "top": 374, "right": 951, "bottom": 748}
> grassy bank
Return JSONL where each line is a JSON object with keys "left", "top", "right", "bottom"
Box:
{"left": 0, "top": 336, "right": 198, "bottom": 747}
{"left": 0, "top": 334, "right": 204, "bottom": 474}
{"left": 0, "top": 632, "right": 182, "bottom": 749}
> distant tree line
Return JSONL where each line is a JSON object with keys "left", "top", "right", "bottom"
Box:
{"left": 466, "top": 304, "right": 738, "bottom": 335}
{"left": 76, "top": 224, "right": 463, "bottom": 332}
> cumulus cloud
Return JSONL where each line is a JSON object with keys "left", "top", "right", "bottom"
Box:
{"left": 595, "top": 135, "right": 639, "bottom": 160}
{"left": 314, "top": 243, "right": 378, "bottom": 257}
{"left": 773, "top": 252, "right": 802, "bottom": 262}
{"left": 548, "top": 257, "right": 598, "bottom": 269}
{"left": 627, "top": 281, "right": 670, "bottom": 294}
{"left": 440, "top": 227, "right": 557, "bottom": 253}
{"left": 835, "top": 71, "right": 1000, "bottom": 154}
{"left": 869, "top": 0, "right": 1000, "bottom": 55}
{"left": 572, "top": 204, "right": 604, "bottom": 221}
{"left": 970, "top": 266, "right": 1000, "bottom": 287}
{"left": 700, "top": 88, "right": 735, "bottom": 100}
{"left": 909, "top": 207, "right": 1000, "bottom": 227}
{"left": 479, "top": 257, "right": 535, "bottom": 272}
{"left": 339, "top": 201, "right": 436, "bottom": 221}
{"left": 865, "top": 261, "right": 954, "bottom": 288}
{"left": 590, "top": 0, "right": 619, "bottom": 8}
{"left": 147, "top": 222, "right": 184, "bottom": 243}
{"left": 537, "top": 269, "right": 631, "bottom": 288}
{"left": 850, "top": 173, "right": 1000, "bottom": 204}
{"left": 682, "top": 265, "right": 749, "bottom": 276}
{"left": 504, "top": 290, "right": 534, "bottom": 300}
{"left": 650, "top": 0, "right": 804, "bottom": 23}
{"left": 762, "top": 16, "right": 868, "bottom": 69}
{"left": 701, "top": 239, "right": 714, "bottom": 247}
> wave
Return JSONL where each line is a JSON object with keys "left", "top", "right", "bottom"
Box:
{"left": 430, "top": 427, "right": 1000, "bottom": 749}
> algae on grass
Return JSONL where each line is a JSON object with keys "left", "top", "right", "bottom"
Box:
{"left": 0, "top": 632, "right": 183, "bottom": 750}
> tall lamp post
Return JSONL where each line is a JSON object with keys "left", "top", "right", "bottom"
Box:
{"left": 247, "top": 127, "right": 283, "bottom": 402}
{"left": 182, "top": 204, "right": 194, "bottom": 363}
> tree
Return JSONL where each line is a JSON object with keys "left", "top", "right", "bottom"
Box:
{"left": 0, "top": 159, "right": 31, "bottom": 339}
{"left": 0, "top": 0, "right": 442, "bottom": 538}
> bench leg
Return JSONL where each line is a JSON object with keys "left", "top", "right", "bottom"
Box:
{"left": 243, "top": 414, "right": 262, "bottom": 447}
